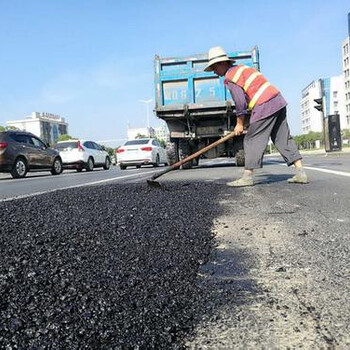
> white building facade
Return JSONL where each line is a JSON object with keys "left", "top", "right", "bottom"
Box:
{"left": 301, "top": 80, "right": 323, "bottom": 133}
{"left": 342, "top": 14, "right": 350, "bottom": 128}
{"left": 126, "top": 126, "right": 155, "bottom": 140}
{"left": 6, "top": 112, "right": 68, "bottom": 145}
{"left": 154, "top": 124, "right": 169, "bottom": 142}
{"left": 328, "top": 75, "right": 346, "bottom": 126}
{"left": 301, "top": 76, "right": 345, "bottom": 134}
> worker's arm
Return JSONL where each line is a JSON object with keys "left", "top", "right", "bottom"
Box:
{"left": 226, "top": 82, "right": 248, "bottom": 135}
{"left": 234, "top": 115, "right": 245, "bottom": 136}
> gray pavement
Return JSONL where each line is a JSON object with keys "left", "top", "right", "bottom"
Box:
{"left": 1, "top": 154, "right": 350, "bottom": 347}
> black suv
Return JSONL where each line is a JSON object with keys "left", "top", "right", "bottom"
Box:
{"left": 0, "top": 130, "right": 63, "bottom": 178}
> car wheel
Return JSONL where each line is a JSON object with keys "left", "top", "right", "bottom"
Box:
{"left": 11, "top": 157, "right": 28, "bottom": 178}
{"left": 153, "top": 154, "right": 160, "bottom": 167}
{"left": 51, "top": 157, "right": 63, "bottom": 175}
{"left": 103, "top": 157, "right": 111, "bottom": 170}
{"left": 76, "top": 168, "right": 83, "bottom": 172}
{"left": 136, "top": 165, "right": 141, "bottom": 169}
{"left": 120, "top": 164, "right": 127, "bottom": 170}
{"left": 86, "top": 157, "right": 94, "bottom": 171}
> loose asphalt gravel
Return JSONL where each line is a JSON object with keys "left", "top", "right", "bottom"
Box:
{"left": 0, "top": 182, "right": 223, "bottom": 349}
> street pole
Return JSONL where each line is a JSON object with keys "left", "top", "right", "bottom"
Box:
{"left": 139, "top": 99, "right": 153, "bottom": 130}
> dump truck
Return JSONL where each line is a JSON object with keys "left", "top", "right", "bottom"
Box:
{"left": 154, "top": 47, "right": 260, "bottom": 168}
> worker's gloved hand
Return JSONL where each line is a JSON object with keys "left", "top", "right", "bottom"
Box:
{"left": 233, "top": 124, "right": 244, "bottom": 136}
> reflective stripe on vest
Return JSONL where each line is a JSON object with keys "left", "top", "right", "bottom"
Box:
{"left": 225, "top": 65, "right": 279, "bottom": 110}
{"left": 231, "top": 66, "right": 246, "bottom": 83}
{"left": 248, "top": 81, "right": 271, "bottom": 110}
{"left": 243, "top": 71, "right": 262, "bottom": 91}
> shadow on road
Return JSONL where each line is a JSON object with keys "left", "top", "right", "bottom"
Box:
{"left": 254, "top": 173, "right": 292, "bottom": 185}
{"left": 196, "top": 161, "right": 237, "bottom": 169}
{"left": 184, "top": 245, "right": 260, "bottom": 345}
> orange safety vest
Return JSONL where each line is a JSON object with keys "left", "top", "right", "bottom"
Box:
{"left": 225, "top": 65, "right": 280, "bottom": 110}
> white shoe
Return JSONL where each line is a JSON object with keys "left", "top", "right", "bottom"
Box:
{"left": 287, "top": 174, "right": 309, "bottom": 184}
{"left": 227, "top": 177, "right": 254, "bottom": 187}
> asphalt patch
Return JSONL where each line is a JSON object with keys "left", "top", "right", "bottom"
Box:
{"left": 0, "top": 182, "right": 222, "bottom": 349}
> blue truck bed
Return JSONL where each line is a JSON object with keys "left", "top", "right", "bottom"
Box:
{"left": 153, "top": 47, "right": 260, "bottom": 167}
{"left": 154, "top": 47, "right": 259, "bottom": 116}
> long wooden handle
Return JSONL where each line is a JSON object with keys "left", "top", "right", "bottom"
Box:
{"left": 150, "top": 131, "right": 241, "bottom": 181}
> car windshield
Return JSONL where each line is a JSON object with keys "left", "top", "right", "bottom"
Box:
{"left": 55, "top": 141, "right": 79, "bottom": 150}
{"left": 124, "top": 139, "right": 150, "bottom": 146}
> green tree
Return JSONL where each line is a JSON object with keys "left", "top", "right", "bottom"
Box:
{"left": 155, "top": 138, "right": 166, "bottom": 148}
{"left": 57, "top": 134, "right": 75, "bottom": 142}
{"left": 0, "top": 125, "right": 19, "bottom": 131}
{"left": 104, "top": 147, "right": 115, "bottom": 158}
{"left": 342, "top": 129, "right": 350, "bottom": 140}
{"left": 293, "top": 131, "right": 323, "bottom": 149}
{"left": 135, "top": 133, "right": 148, "bottom": 139}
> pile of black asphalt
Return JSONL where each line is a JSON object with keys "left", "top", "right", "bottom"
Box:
{"left": 0, "top": 182, "right": 223, "bottom": 349}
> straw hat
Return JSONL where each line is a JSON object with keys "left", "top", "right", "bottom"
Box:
{"left": 204, "top": 46, "right": 235, "bottom": 72}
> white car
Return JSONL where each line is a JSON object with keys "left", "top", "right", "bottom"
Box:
{"left": 116, "top": 138, "right": 168, "bottom": 170}
{"left": 55, "top": 140, "right": 111, "bottom": 171}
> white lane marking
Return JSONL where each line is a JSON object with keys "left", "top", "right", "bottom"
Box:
{"left": 0, "top": 170, "right": 159, "bottom": 202}
{"left": 302, "top": 166, "right": 350, "bottom": 177}
{"left": 0, "top": 167, "right": 145, "bottom": 183}
{"left": 275, "top": 162, "right": 350, "bottom": 178}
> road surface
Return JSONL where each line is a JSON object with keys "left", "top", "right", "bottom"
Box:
{"left": 1, "top": 153, "right": 350, "bottom": 348}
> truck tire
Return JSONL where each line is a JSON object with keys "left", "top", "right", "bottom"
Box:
{"left": 178, "top": 139, "right": 192, "bottom": 170}
{"left": 235, "top": 149, "right": 245, "bottom": 167}
{"left": 192, "top": 157, "right": 200, "bottom": 166}
{"left": 190, "top": 143, "right": 200, "bottom": 166}
{"left": 166, "top": 142, "right": 178, "bottom": 166}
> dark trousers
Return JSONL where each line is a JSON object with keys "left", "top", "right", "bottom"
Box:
{"left": 244, "top": 107, "right": 302, "bottom": 169}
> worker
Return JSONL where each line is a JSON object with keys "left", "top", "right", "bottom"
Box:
{"left": 204, "top": 46, "right": 308, "bottom": 187}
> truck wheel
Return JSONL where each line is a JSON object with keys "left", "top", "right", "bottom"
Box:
{"left": 235, "top": 149, "right": 245, "bottom": 167}
{"left": 192, "top": 157, "right": 200, "bottom": 166}
{"left": 190, "top": 143, "right": 200, "bottom": 166}
{"left": 178, "top": 139, "right": 192, "bottom": 170}
{"left": 166, "top": 142, "right": 179, "bottom": 166}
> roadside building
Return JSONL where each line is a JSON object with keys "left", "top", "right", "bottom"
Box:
{"left": 154, "top": 124, "right": 169, "bottom": 142}
{"left": 301, "top": 76, "right": 345, "bottom": 134}
{"left": 126, "top": 126, "right": 155, "bottom": 140}
{"left": 6, "top": 112, "right": 68, "bottom": 145}
{"left": 342, "top": 12, "right": 350, "bottom": 128}
{"left": 301, "top": 80, "right": 323, "bottom": 133}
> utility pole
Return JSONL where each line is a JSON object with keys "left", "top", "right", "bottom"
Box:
{"left": 139, "top": 99, "right": 153, "bottom": 129}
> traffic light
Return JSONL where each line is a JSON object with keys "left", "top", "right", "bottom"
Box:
{"left": 314, "top": 98, "right": 323, "bottom": 112}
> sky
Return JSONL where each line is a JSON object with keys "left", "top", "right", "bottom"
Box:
{"left": 0, "top": 0, "right": 349, "bottom": 147}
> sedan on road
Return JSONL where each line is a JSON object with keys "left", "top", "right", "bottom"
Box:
{"left": 0, "top": 130, "right": 63, "bottom": 178}
{"left": 55, "top": 140, "right": 111, "bottom": 172}
{"left": 116, "top": 138, "right": 168, "bottom": 170}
